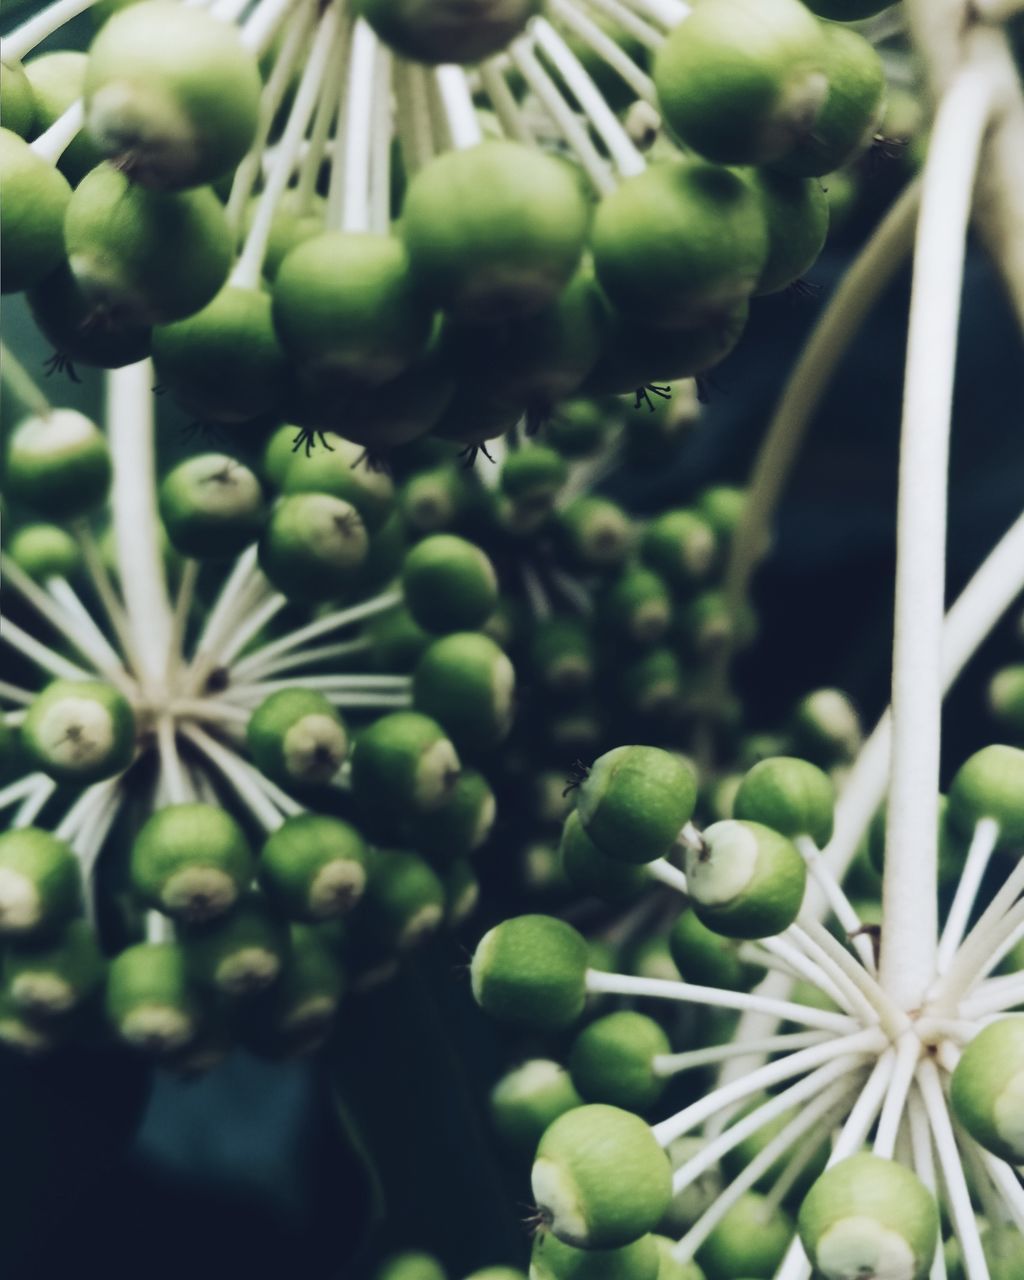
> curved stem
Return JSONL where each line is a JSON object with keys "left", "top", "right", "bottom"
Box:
{"left": 720, "top": 178, "right": 922, "bottom": 662}
{"left": 882, "top": 62, "right": 999, "bottom": 1009}
{"left": 1, "top": 0, "right": 99, "bottom": 61}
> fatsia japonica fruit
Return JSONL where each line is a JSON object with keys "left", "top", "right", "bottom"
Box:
{"left": 83, "top": 0, "right": 261, "bottom": 189}
{"left": 357, "top": 0, "right": 542, "bottom": 64}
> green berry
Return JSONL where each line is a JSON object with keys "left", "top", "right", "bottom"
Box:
{"left": 560, "top": 811, "right": 650, "bottom": 904}
{"left": 771, "top": 23, "right": 886, "bottom": 178}
{"left": 797, "top": 1153, "right": 939, "bottom": 1280}
{"left": 351, "top": 711, "right": 461, "bottom": 818}
{"left": 400, "top": 141, "right": 590, "bottom": 323}
{"left": 366, "top": 606, "right": 434, "bottom": 673}
{"left": 84, "top": 1, "right": 261, "bottom": 190}
{"left": 402, "top": 534, "right": 499, "bottom": 634}
{"left": 559, "top": 497, "right": 635, "bottom": 572}
{"left": 180, "top": 892, "right": 289, "bottom": 997}
{"left": 242, "top": 923, "right": 345, "bottom": 1057}
{"left": 543, "top": 399, "right": 614, "bottom": 459}
{"left": 105, "top": 941, "right": 200, "bottom": 1055}
{"left": 529, "top": 618, "right": 596, "bottom": 696}
{"left": 28, "top": 260, "right": 152, "bottom": 370}
{"left": 247, "top": 688, "right": 348, "bottom": 789}
{"left": 531, "top": 1230, "right": 660, "bottom": 1280}
{"left": 443, "top": 857, "right": 479, "bottom": 925}
{"left": 500, "top": 446, "right": 571, "bottom": 515}
{"left": 22, "top": 678, "right": 135, "bottom": 784}
{"left": 282, "top": 432, "right": 396, "bottom": 534}
{"left": 0, "top": 128, "right": 70, "bottom": 294}
{"left": 0, "top": 990, "right": 57, "bottom": 1055}
{"left": 130, "top": 803, "right": 254, "bottom": 923}
{"left": 258, "top": 492, "right": 370, "bottom": 602}
{"left": 260, "top": 815, "right": 368, "bottom": 922}
{"left": 63, "top": 162, "right": 233, "bottom": 325}
{"left": 413, "top": 632, "right": 516, "bottom": 752}
{"left": 683, "top": 819, "right": 807, "bottom": 939}
{"left": 415, "top": 768, "right": 496, "bottom": 863}
{"left": 596, "top": 568, "right": 673, "bottom": 648}
{"left": 442, "top": 267, "right": 605, "bottom": 416}
{"left": 980, "top": 1225, "right": 1024, "bottom": 1280}
{"left": 375, "top": 1253, "right": 446, "bottom": 1280}
{"left": 593, "top": 161, "right": 768, "bottom": 327}
{"left": 152, "top": 285, "right": 292, "bottom": 425}
{"left": 789, "top": 688, "right": 862, "bottom": 766}
{"left": 358, "top": 0, "right": 540, "bottom": 63}
{"left": 641, "top": 510, "right": 718, "bottom": 594}
{"left": 351, "top": 847, "right": 446, "bottom": 954}
{"left": 668, "top": 908, "right": 754, "bottom": 991}
{"left": 697, "top": 1191, "right": 793, "bottom": 1278}
{"left": 733, "top": 756, "right": 835, "bottom": 847}
{"left": 489, "top": 1059, "right": 583, "bottom": 1158}
{"left": 274, "top": 232, "right": 433, "bottom": 393}
{"left": 569, "top": 1011, "right": 670, "bottom": 1113}
{"left": 947, "top": 745, "right": 1024, "bottom": 849}
{"left": 158, "top": 454, "right": 267, "bottom": 559}
{"left": 0, "top": 828, "right": 81, "bottom": 939}
{"left": 5, "top": 409, "right": 111, "bottom": 518}
{"left": 532, "top": 1104, "right": 671, "bottom": 1248}
{"left": 471, "top": 914, "right": 589, "bottom": 1030}
{"left": 988, "top": 665, "right": 1024, "bottom": 737}
{"left": 7, "top": 522, "right": 82, "bottom": 581}
{"left": 618, "top": 648, "right": 688, "bottom": 721}
{"left": 1, "top": 60, "right": 35, "bottom": 138}
{"left": 398, "top": 463, "right": 476, "bottom": 535}
{"left": 583, "top": 305, "right": 748, "bottom": 397}
{"left": 654, "top": 0, "right": 827, "bottom": 166}
{"left": 576, "top": 745, "right": 697, "bottom": 865}
{"left": 741, "top": 170, "right": 829, "bottom": 295}
{"left": 950, "top": 1016, "right": 1024, "bottom": 1165}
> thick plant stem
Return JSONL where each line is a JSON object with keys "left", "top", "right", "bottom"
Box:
{"left": 1, "top": 0, "right": 99, "bottom": 60}
{"left": 881, "top": 64, "right": 998, "bottom": 1010}
{"left": 905, "top": 5, "right": 1024, "bottom": 336}
{"left": 106, "top": 362, "right": 173, "bottom": 692}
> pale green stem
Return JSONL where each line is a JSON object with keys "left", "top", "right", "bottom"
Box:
{"left": 882, "top": 62, "right": 999, "bottom": 1011}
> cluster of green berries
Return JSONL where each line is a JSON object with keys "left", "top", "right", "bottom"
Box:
{"left": 468, "top": 734, "right": 1024, "bottom": 1273}
{"left": 0, "top": 381, "right": 524, "bottom": 1063}
{"left": 0, "top": 0, "right": 896, "bottom": 460}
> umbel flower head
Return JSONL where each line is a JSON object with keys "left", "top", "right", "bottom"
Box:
{"left": 2, "top": 0, "right": 1024, "bottom": 1274}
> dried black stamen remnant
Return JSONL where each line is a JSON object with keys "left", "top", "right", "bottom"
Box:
{"left": 290, "top": 428, "right": 335, "bottom": 457}
{"left": 43, "top": 351, "right": 81, "bottom": 383}
{"left": 633, "top": 383, "right": 672, "bottom": 412}
{"left": 562, "top": 758, "right": 592, "bottom": 797}
{"left": 459, "top": 442, "right": 497, "bottom": 469}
